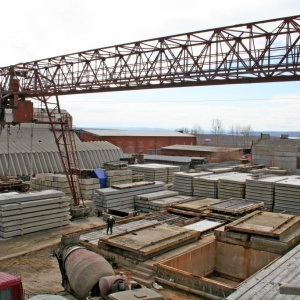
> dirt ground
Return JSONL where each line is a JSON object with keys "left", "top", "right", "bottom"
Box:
{"left": 0, "top": 247, "right": 202, "bottom": 300}
{"left": 0, "top": 217, "right": 203, "bottom": 300}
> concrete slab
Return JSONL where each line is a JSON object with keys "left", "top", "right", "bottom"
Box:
{"left": 99, "top": 223, "right": 199, "bottom": 261}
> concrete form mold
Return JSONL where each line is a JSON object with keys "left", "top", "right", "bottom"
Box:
{"left": 154, "top": 240, "right": 280, "bottom": 298}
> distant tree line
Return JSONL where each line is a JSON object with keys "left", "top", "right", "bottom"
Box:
{"left": 176, "top": 118, "right": 253, "bottom": 148}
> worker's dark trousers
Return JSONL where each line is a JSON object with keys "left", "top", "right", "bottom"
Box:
{"left": 107, "top": 225, "right": 113, "bottom": 235}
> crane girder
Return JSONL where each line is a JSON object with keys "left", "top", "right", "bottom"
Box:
{"left": 0, "top": 15, "right": 300, "bottom": 98}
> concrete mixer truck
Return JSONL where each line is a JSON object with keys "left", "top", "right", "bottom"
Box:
{"left": 54, "top": 234, "right": 164, "bottom": 300}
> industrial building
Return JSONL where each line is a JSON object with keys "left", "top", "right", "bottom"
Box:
{"left": 252, "top": 134, "right": 300, "bottom": 175}
{"left": 160, "top": 144, "right": 243, "bottom": 160}
{"left": 76, "top": 129, "right": 196, "bottom": 154}
{"left": 0, "top": 121, "right": 124, "bottom": 177}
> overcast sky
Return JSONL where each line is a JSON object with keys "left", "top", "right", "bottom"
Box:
{"left": 1, "top": 0, "right": 300, "bottom": 132}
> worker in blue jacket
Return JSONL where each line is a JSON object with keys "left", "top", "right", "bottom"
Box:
{"left": 106, "top": 215, "right": 115, "bottom": 235}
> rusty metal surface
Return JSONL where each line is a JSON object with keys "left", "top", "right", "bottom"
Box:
{"left": 0, "top": 15, "right": 300, "bottom": 98}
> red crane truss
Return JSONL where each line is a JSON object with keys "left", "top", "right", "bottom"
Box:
{"left": 0, "top": 15, "right": 299, "bottom": 207}
{"left": 0, "top": 15, "right": 300, "bottom": 98}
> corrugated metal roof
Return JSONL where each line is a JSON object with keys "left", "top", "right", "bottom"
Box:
{"left": 161, "top": 145, "right": 243, "bottom": 152}
{"left": 81, "top": 129, "right": 195, "bottom": 137}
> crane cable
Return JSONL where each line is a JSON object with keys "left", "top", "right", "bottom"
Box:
{"left": 17, "top": 124, "right": 23, "bottom": 139}
{"left": 29, "top": 124, "right": 34, "bottom": 179}
{"left": 7, "top": 125, "right": 11, "bottom": 177}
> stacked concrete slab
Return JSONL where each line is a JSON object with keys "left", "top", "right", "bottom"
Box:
{"left": 0, "top": 190, "right": 71, "bottom": 238}
{"left": 148, "top": 195, "right": 195, "bottom": 212}
{"left": 218, "top": 173, "right": 252, "bottom": 200}
{"left": 128, "top": 164, "right": 180, "bottom": 183}
{"left": 93, "top": 181, "right": 167, "bottom": 213}
{"left": 31, "top": 174, "right": 100, "bottom": 200}
{"left": 245, "top": 176, "right": 287, "bottom": 211}
{"left": 128, "top": 164, "right": 168, "bottom": 182}
{"left": 173, "top": 171, "right": 213, "bottom": 195}
{"left": 135, "top": 190, "right": 192, "bottom": 212}
{"left": 215, "top": 211, "right": 300, "bottom": 255}
{"left": 105, "top": 169, "right": 133, "bottom": 187}
{"left": 163, "top": 164, "right": 181, "bottom": 183}
{"left": 193, "top": 175, "right": 220, "bottom": 198}
{"left": 273, "top": 176, "right": 300, "bottom": 214}
{"left": 79, "top": 178, "right": 101, "bottom": 200}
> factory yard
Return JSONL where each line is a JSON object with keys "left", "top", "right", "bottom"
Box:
{"left": 2, "top": 163, "right": 300, "bottom": 299}
{"left": 0, "top": 217, "right": 200, "bottom": 300}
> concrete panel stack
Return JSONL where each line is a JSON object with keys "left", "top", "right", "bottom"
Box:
{"left": 155, "top": 164, "right": 181, "bottom": 183}
{"left": 273, "top": 176, "right": 300, "bottom": 214}
{"left": 128, "top": 164, "right": 168, "bottom": 182}
{"left": 173, "top": 171, "right": 213, "bottom": 195}
{"left": 218, "top": 173, "right": 252, "bottom": 200}
{"left": 193, "top": 175, "right": 220, "bottom": 198}
{"left": 105, "top": 169, "right": 133, "bottom": 187}
{"left": 147, "top": 195, "right": 195, "bottom": 212}
{"left": 31, "top": 174, "right": 100, "bottom": 200}
{"left": 245, "top": 176, "right": 287, "bottom": 211}
{"left": 93, "top": 181, "right": 167, "bottom": 214}
{"left": 215, "top": 211, "right": 300, "bottom": 255}
{"left": 79, "top": 178, "right": 101, "bottom": 200}
{"left": 31, "top": 174, "right": 72, "bottom": 197}
{"left": 135, "top": 190, "right": 191, "bottom": 212}
{"left": 0, "top": 190, "right": 71, "bottom": 238}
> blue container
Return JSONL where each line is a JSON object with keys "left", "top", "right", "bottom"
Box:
{"left": 91, "top": 168, "right": 107, "bottom": 188}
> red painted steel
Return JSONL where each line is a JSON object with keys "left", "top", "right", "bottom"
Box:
{"left": 0, "top": 272, "right": 24, "bottom": 300}
{"left": 13, "top": 100, "right": 33, "bottom": 123}
{"left": 0, "top": 15, "right": 299, "bottom": 98}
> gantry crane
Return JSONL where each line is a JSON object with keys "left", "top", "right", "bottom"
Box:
{"left": 0, "top": 15, "right": 299, "bottom": 207}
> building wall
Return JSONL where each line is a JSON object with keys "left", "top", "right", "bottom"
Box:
{"left": 252, "top": 138, "right": 300, "bottom": 174}
{"left": 76, "top": 131, "right": 196, "bottom": 154}
{"left": 161, "top": 148, "right": 243, "bottom": 161}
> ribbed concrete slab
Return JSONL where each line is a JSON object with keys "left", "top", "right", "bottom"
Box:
{"left": 128, "top": 164, "right": 180, "bottom": 183}
{"left": 93, "top": 181, "right": 167, "bottom": 212}
{"left": 245, "top": 176, "right": 288, "bottom": 211}
{"left": 173, "top": 171, "right": 213, "bottom": 195}
{"left": 99, "top": 223, "right": 199, "bottom": 261}
{"left": 0, "top": 220, "right": 70, "bottom": 238}
{"left": 0, "top": 190, "right": 65, "bottom": 205}
{"left": 171, "top": 198, "right": 222, "bottom": 213}
{"left": 0, "top": 190, "right": 71, "bottom": 238}
{"left": 274, "top": 176, "right": 300, "bottom": 214}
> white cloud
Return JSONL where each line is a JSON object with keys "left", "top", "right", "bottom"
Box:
{"left": 1, "top": 0, "right": 300, "bottom": 131}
